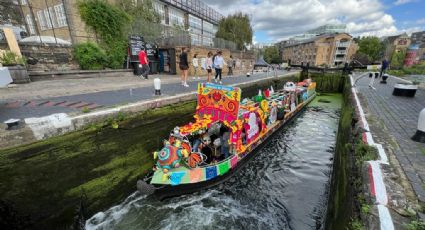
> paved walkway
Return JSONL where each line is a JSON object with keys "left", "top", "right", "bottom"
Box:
{"left": 0, "top": 70, "right": 294, "bottom": 121}
{"left": 354, "top": 73, "right": 425, "bottom": 203}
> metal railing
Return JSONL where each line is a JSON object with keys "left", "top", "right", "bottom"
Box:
{"left": 154, "top": 33, "right": 238, "bottom": 50}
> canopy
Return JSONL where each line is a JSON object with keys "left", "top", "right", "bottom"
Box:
{"left": 253, "top": 56, "right": 271, "bottom": 68}
{"left": 19, "top": 36, "right": 71, "bottom": 45}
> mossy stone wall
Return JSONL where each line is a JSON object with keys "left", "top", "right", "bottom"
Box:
{"left": 324, "top": 75, "right": 356, "bottom": 229}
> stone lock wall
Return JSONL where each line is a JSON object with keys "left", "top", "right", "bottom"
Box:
{"left": 20, "top": 44, "right": 79, "bottom": 72}
{"left": 175, "top": 46, "right": 255, "bottom": 76}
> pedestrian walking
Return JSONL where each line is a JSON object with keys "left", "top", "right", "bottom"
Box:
{"left": 138, "top": 48, "right": 149, "bottom": 79}
{"left": 179, "top": 47, "right": 189, "bottom": 87}
{"left": 227, "top": 55, "right": 234, "bottom": 76}
{"left": 214, "top": 50, "right": 224, "bottom": 84}
{"left": 379, "top": 59, "right": 389, "bottom": 78}
{"left": 206, "top": 52, "right": 213, "bottom": 83}
{"left": 192, "top": 54, "right": 200, "bottom": 80}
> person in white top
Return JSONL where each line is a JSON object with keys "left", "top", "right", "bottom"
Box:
{"left": 213, "top": 50, "right": 225, "bottom": 84}
{"left": 192, "top": 54, "right": 199, "bottom": 80}
{"left": 206, "top": 52, "right": 213, "bottom": 83}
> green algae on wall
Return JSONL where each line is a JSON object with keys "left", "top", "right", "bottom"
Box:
{"left": 325, "top": 76, "right": 356, "bottom": 230}
{"left": 0, "top": 101, "right": 196, "bottom": 229}
{"left": 310, "top": 72, "right": 346, "bottom": 93}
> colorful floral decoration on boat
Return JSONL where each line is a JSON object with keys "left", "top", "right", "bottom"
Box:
{"left": 196, "top": 83, "right": 241, "bottom": 123}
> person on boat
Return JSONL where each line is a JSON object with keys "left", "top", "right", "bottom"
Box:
{"left": 191, "top": 134, "right": 202, "bottom": 152}
{"left": 200, "top": 134, "right": 213, "bottom": 164}
{"left": 220, "top": 126, "right": 231, "bottom": 159}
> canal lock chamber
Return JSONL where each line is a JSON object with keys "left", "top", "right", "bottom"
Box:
{"left": 0, "top": 73, "right": 365, "bottom": 229}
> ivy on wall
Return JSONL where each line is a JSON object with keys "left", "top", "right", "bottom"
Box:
{"left": 78, "top": 0, "right": 131, "bottom": 69}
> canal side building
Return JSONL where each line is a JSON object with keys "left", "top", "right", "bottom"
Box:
{"left": 16, "top": 0, "right": 223, "bottom": 45}
{"left": 281, "top": 33, "right": 358, "bottom": 67}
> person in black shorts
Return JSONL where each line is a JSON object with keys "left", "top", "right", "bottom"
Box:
{"left": 179, "top": 47, "right": 189, "bottom": 87}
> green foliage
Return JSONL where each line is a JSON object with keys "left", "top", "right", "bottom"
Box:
{"left": 390, "top": 49, "right": 406, "bottom": 69}
{"left": 78, "top": 0, "right": 131, "bottom": 69}
{"left": 116, "top": 0, "right": 161, "bottom": 41}
{"left": 349, "top": 219, "right": 364, "bottom": 230}
{"left": 387, "top": 63, "right": 425, "bottom": 76}
{"left": 73, "top": 42, "right": 107, "bottom": 70}
{"left": 264, "top": 46, "right": 281, "bottom": 64}
{"left": 216, "top": 13, "right": 253, "bottom": 50}
{"left": 361, "top": 204, "right": 370, "bottom": 215}
{"left": 357, "top": 37, "right": 384, "bottom": 62}
{"left": 405, "top": 220, "right": 425, "bottom": 230}
{"left": 354, "top": 139, "right": 378, "bottom": 167}
{"left": 0, "top": 51, "right": 26, "bottom": 66}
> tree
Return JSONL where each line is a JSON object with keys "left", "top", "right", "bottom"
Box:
{"left": 116, "top": 0, "right": 161, "bottom": 41}
{"left": 357, "top": 37, "right": 384, "bottom": 62}
{"left": 390, "top": 49, "right": 406, "bottom": 69}
{"left": 264, "top": 46, "right": 281, "bottom": 64}
{"left": 216, "top": 13, "right": 253, "bottom": 50}
{"left": 0, "top": 2, "right": 23, "bottom": 25}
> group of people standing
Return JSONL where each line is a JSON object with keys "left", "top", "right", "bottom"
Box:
{"left": 179, "top": 48, "right": 236, "bottom": 87}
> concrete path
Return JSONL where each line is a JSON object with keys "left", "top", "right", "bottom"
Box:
{"left": 354, "top": 73, "right": 425, "bottom": 203}
{"left": 0, "top": 70, "right": 295, "bottom": 122}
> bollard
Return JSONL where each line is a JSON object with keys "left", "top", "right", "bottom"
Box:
{"left": 154, "top": 78, "right": 161, "bottom": 95}
{"left": 412, "top": 108, "right": 425, "bottom": 143}
{"left": 380, "top": 74, "right": 389, "bottom": 84}
{"left": 246, "top": 72, "right": 251, "bottom": 77}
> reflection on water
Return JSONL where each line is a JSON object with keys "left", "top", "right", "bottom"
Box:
{"left": 86, "top": 106, "right": 340, "bottom": 230}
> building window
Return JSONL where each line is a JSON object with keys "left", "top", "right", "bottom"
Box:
{"left": 26, "top": 14, "right": 35, "bottom": 35}
{"left": 152, "top": 1, "right": 165, "bottom": 24}
{"left": 48, "top": 7, "right": 58, "bottom": 28}
{"left": 37, "top": 10, "right": 47, "bottom": 30}
{"left": 169, "top": 7, "right": 184, "bottom": 26}
{"left": 54, "top": 4, "right": 67, "bottom": 27}
{"left": 43, "top": 9, "right": 53, "bottom": 29}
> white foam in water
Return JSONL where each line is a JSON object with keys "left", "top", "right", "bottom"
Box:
{"left": 85, "top": 192, "right": 146, "bottom": 230}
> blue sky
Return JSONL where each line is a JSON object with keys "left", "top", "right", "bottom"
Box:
{"left": 209, "top": 0, "right": 425, "bottom": 43}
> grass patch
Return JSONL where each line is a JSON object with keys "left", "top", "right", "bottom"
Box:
{"left": 354, "top": 139, "right": 378, "bottom": 167}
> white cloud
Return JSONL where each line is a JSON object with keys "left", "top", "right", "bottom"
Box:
{"left": 394, "top": 0, "right": 415, "bottom": 5}
{"left": 208, "top": 0, "right": 421, "bottom": 42}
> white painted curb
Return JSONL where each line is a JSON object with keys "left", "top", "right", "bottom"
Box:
{"left": 350, "top": 73, "right": 394, "bottom": 230}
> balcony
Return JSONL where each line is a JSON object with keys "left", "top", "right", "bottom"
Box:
{"left": 336, "top": 41, "right": 350, "bottom": 47}
{"left": 335, "top": 50, "right": 347, "bottom": 55}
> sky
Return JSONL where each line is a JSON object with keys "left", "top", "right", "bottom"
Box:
{"left": 207, "top": 0, "right": 425, "bottom": 44}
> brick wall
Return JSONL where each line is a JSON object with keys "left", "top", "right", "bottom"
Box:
{"left": 20, "top": 44, "right": 78, "bottom": 72}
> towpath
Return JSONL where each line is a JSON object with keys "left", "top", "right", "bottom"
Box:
{"left": 0, "top": 70, "right": 295, "bottom": 122}
{"left": 353, "top": 73, "right": 425, "bottom": 205}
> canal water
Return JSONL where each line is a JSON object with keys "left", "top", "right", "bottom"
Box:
{"left": 86, "top": 94, "right": 341, "bottom": 230}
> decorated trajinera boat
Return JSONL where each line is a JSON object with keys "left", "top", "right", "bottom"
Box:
{"left": 137, "top": 80, "right": 316, "bottom": 199}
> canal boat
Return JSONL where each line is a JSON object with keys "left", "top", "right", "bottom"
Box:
{"left": 137, "top": 80, "right": 317, "bottom": 199}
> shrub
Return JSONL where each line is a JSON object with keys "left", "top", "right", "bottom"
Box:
{"left": 0, "top": 51, "right": 26, "bottom": 66}
{"left": 73, "top": 42, "right": 107, "bottom": 70}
